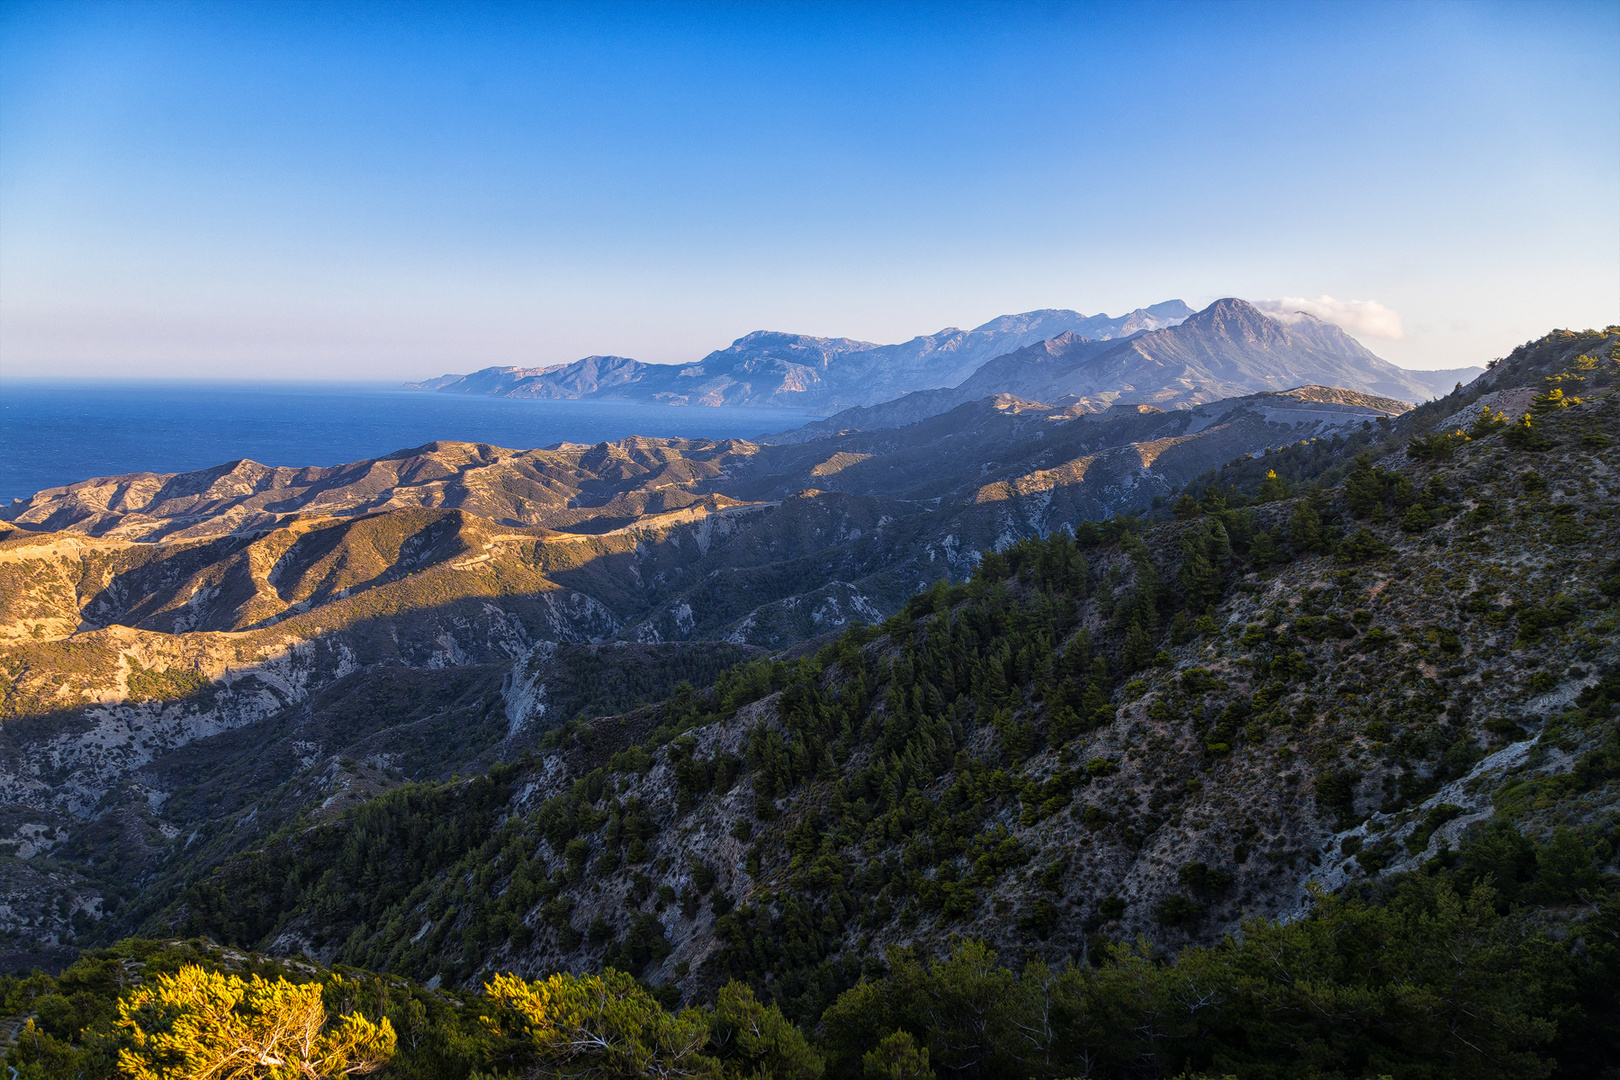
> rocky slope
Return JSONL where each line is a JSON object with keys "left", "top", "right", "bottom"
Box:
{"left": 0, "top": 325, "right": 1611, "bottom": 994}
{"left": 0, "top": 381, "right": 1408, "bottom": 677}
{"left": 2, "top": 385, "right": 1408, "bottom": 548}
{"left": 120, "top": 326, "right": 1619, "bottom": 1026}
{"left": 0, "top": 379, "right": 1407, "bottom": 918}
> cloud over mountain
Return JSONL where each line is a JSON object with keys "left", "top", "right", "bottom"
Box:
{"left": 1255, "top": 295, "right": 1405, "bottom": 339}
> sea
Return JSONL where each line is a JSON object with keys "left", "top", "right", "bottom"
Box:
{"left": 0, "top": 381, "right": 821, "bottom": 506}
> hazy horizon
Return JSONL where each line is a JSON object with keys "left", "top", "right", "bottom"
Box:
{"left": 2, "top": 1, "right": 1616, "bottom": 381}
{"left": 0, "top": 295, "right": 1514, "bottom": 383}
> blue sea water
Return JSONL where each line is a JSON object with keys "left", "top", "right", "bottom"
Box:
{"left": 0, "top": 381, "right": 820, "bottom": 506}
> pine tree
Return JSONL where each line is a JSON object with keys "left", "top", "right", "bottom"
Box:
{"left": 1256, "top": 469, "right": 1289, "bottom": 503}
{"left": 484, "top": 969, "right": 718, "bottom": 1080}
{"left": 1344, "top": 453, "right": 1386, "bottom": 518}
{"left": 1206, "top": 520, "right": 1233, "bottom": 567}
{"left": 1169, "top": 609, "right": 1195, "bottom": 644}
{"left": 1531, "top": 386, "right": 1578, "bottom": 414}
{"left": 1288, "top": 501, "right": 1324, "bottom": 552}
{"left": 117, "top": 966, "right": 395, "bottom": 1080}
{"left": 1249, "top": 530, "right": 1280, "bottom": 566}
{"left": 1468, "top": 407, "right": 1509, "bottom": 437}
{"left": 1503, "top": 414, "right": 1555, "bottom": 451}
{"left": 1178, "top": 521, "right": 1226, "bottom": 611}
{"left": 1121, "top": 621, "right": 1155, "bottom": 674}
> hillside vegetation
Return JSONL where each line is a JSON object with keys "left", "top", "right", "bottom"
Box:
{"left": 0, "top": 352, "right": 1436, "bottom": 962}
{"left": 2, "top": 326, "right": 1618, "bottom": 1078}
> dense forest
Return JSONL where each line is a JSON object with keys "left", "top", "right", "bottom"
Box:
{"left": 6, "top": 825, "right": 1619, "bottom": 1080}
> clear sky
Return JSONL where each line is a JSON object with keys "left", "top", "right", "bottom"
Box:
{"left": 1, "top": 0, "right": 1615, "bottom": 380}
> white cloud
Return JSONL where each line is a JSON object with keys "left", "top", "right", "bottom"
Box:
{"left": 1253, "top": 295, "right": 1405, "bottom": 340}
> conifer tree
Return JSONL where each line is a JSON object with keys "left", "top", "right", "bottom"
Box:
{"left": 1344, "top": 453, "right": 1386, "bottom": 518}
{"left": 117, "top": 966, "right": 395, "bottom": 1080}
{"left": 1255, "top": 469, "right": 1289, "bottom": 503}
{"left": 484, "top": 969, "right": 715, "bottom": 1080}
{"left": 1287, "top": 501, "right": 1323, "bottom": 552}
{"left": 1121, "top": 621, "right": 1155, "bottom": 674}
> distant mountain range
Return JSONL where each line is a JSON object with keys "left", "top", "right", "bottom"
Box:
{"left": 774, "top": 298, "right": 1479, "bottom": 440}
{"left": 408, "top": 301, "right": 1197, "bottom": 410}
{"left": 409, "top": 298, "right": 1481, "bottom": 418}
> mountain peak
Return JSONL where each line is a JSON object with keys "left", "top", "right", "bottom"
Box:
{"left": 1144, "top": 299, "right": 1194, "bottom": 320}
{"left": 969, "top": 309, "right": 1089, "bottom": 334}
{"left": 1190, "top": 297, "right": 1273, "bottom": 323}
{"left": 722, "top": 330, "right": 877, "bottom": 353}
{"left": 1159, "top": 298, "right": 1290, "bottom": 347}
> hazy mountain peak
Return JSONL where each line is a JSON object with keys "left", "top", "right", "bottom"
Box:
{"left": 1183, "top": 296, "right": 1278, "bottom": 326}
{"left": 719, "top": 330, "right": 879, "bottom": 354}
{"left": 1143, "top": 299, "right": 1195, "bottom": 320}
{"left": 969, "top": 309, "right": 1090, "bottom": 334}
{"left": 797, "top": 296, "right": 1464, "bottom": 434}
{"left": 1166, "top": 297, "right": 1327, "bottom": 347}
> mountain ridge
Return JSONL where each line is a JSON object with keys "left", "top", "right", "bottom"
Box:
{"left": 410, "top": 302, "right": 1197, "bottom": 410}
{"left": 773, "top": 299, "right": 1476, "bottom": 440}
{"left": 408, "top": 299, "right": 1479, "bottom": 423}
{"left": 2, "top": 381, "right": 1413, "bottom": 547}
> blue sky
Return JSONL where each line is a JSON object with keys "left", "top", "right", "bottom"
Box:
{"left": 1, "top": 0, "right": 1615, "bottom": 380}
